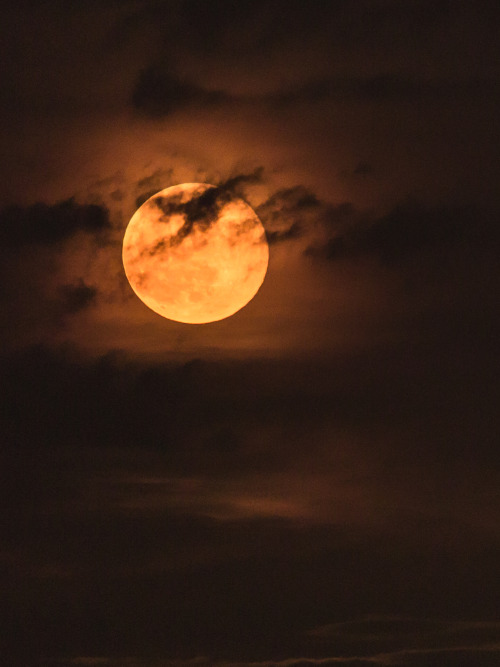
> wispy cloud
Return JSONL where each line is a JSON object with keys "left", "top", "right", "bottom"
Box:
{"left": 0, "top": 199, "right": 111, "bottom": 248}
{"left": 307, "top": 616, "right": 500, "bottom": 665}
{"left": 67, "top": 641, "right": 500, "bottom": 667}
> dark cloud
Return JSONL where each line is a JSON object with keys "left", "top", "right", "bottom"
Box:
{"left": 256, "top": 185, "right": 321, "bottom": 244}
{"left": 0, "top": 199, "right": 111, "bottom": 247}
{"left": 1, "top": 343, "right": 499, "bottom": 664}
{"left": 272, "top": 74, "right": 500, "bottom": 107}
{"left": 307, "top": 201, "right": 500, "bottom": 264}
{"left": 129, "top": 68, "right": 500, "bottom": 125}
{"left": 57, "top": 280, "right": 98, "bottom": 315}
{"left": 0, "top": 199, "right": 110, "bottom": 354}
{"left": 136, "top": 168, "right": 173, "bottom": 192}
{"left": 125, "top": 0, "right": 500, "bottom": 126}
{"left": 0, "top": 346, "right": 184, "bottom": 452}
{"left": 135, "top": 189, "right": 159, "bottom": 209}
{"left": 204, "top": 425, "right": 241, "bottom": 456}
{"left": 2, "top": 337, "right": 498, "bottom": 472}
{"left": 146, "top": 168, "right": 264, "bottom": 251}
{"left": 309, "top": 616, "right": 500, "bottom": 654}
{"left": 136, "top": 169, "right": 167, "bottom": 191}
{"left": 3, "top": 1, "right": 500, "bottom": 665}
{"left": 176, "top": 0, "right": 289, "bottom": 55}
{"left": 109, "top": 188, "right": 124, "bottom": 201}
{"left": 0, "top": 349, "right": 273, "bottom": 465}
{"left": 222, "top": 166, "right": 264, "bottom": 196}
{"left": 255, "top": 186, "right": 360, "bottom": 246}
{"left": 131, "top": 65, "right": 230, "bottom": 117}
{"left": 352, "top": 162, "right": 373, "bottom": 178}
{"left": 123, "top": 0, "right": 453, "bottom": 66}
{"left": 134, "top": 169, "right": 175, "bottom": 208}
{"left": 137, "top": 176, "right": 343, "bottom": 253}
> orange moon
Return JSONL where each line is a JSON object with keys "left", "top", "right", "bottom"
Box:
{"left": 122, "top": 183, "right": 269, "bottom": 324}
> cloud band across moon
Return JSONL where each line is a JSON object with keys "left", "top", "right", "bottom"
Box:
{"left": 122, "top": 182, "right": 269, "bottom": 324}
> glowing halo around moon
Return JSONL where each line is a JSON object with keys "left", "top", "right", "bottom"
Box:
{"left": 122, "top": 183, "right": 269, "bottom": 324}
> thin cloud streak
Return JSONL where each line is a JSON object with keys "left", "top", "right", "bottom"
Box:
{"left": 66, "top": 642, "right": 500, "bottom": 666}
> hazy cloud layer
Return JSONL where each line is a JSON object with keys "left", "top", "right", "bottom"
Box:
{"left": 129, "top": 66, "right": 500, "bottom": 120}
{"left": 2, "top": 1, "right": 500, "bottom": 665}
{"left": 154, "top": 167, "right": 264, "bottom": 234}
{"left": 0, "top": 200, "right": 113, "bottom": 351}
{"left": 257, "top": 186, "right": 321, "bottom": 244}
{"left": 306, "top": 202, "right": 500, "bottom": 264}
{"left": 0, "top": 199, "right": 110, "bottom": 247}
{"left": 132, "top": 65, "right": 230, "bottom": 117}
{"left": 122, "top": 0, "right": 500, "bottom": 120}
{"left": 271, "top": 74, "right": 500, "bottom": 106}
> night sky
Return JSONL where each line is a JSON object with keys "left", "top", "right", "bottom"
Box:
{"left": 1, "top": 1, "right": 500, "bottom": 666}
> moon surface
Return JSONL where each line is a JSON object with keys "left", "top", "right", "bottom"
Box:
{"left": 122, "top": 183, "right": 269, "bottom": 324}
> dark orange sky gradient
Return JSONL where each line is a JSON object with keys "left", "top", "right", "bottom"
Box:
{"left": 1, "top": 2, "right": 499, "bottom": 666}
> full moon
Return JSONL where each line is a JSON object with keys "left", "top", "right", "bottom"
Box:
{"left": 122, "top": 183, "right": 269, "bottom": 324}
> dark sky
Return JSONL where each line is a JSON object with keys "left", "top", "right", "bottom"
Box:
{"left": 1, "top": 1, "right": 500, "bottom": 665}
